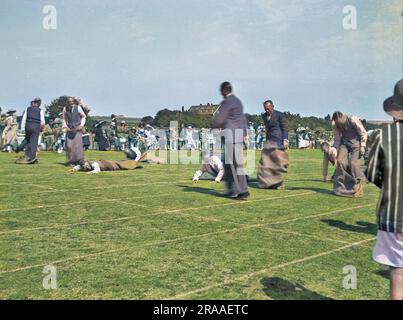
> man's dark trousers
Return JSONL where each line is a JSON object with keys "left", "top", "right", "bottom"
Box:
{"left": 25, "top": 123, "right": 40, "bottom": 161}
{"left": 223, "top": 142, "right": 248, "bottom": 196}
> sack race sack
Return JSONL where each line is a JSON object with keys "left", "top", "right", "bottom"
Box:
{"left": 257, "top": 143, "right": 289, "bottom": 189}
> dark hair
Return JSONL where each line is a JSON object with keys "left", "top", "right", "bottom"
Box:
{"left": 332, "top": 111, "right": 343, "bottom": 121}
{"left": 263, "top": 100, "right": 274, "bottom": 106}
{"left": 111, "top": 114, "right": 116, "bottom": 118}
{"left": 220, "top": 81, "right": 233, "bottom": 93}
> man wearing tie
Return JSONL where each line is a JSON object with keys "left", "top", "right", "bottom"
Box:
{"left": 213, "top": 82, "right": 249, "bottom": 200}
{"left": 257, "top": 100, "right": 289, "bottom": 189}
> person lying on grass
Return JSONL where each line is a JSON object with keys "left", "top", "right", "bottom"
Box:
{"left": 69, "top": 159, "right": 142, "bottom": 174}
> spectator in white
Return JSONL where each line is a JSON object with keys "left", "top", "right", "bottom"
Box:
{"left": 2, "top": 110, "right": 18, "bottom": 152}
{"left": 193, "top": 154, "right": 225, "bottom": 183}
{"left": 185, "top": 126, "right": 196, "bottom": 150}
{"left": 16, "top": 98, "right": 45, "bottom": 164}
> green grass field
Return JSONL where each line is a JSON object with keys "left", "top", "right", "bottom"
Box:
{"left": 0, "top": 149, "right": 389, "bottom": 300}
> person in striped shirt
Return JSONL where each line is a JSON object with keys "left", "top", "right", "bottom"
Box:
{"left": 366, "top": 79, "right": 403, "bottom": 300}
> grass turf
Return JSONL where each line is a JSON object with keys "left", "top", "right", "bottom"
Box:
{"left": 0, "top": 149, "right": 389, "bottom": 300}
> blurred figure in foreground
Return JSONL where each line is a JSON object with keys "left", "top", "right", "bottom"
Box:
{"left": 213, "top": 82, "right": 249, "bottom": 200}
{"left": 366, "top": 79, "right": 403, "bottom": 300}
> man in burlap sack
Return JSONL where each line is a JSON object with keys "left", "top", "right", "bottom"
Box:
{"left": 257, "top": 100, "right": 289, "bottom": 189}
{"left": 331, "top": 111, "right": 367, "bottom": 197}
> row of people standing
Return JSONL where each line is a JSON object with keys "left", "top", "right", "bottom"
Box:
{"left": 8, "top": 96, "right": 87, "bottom": 165}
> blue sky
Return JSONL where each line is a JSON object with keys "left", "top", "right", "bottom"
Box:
{"left": 0, "top": 0, "right": 401, "bottom": 119}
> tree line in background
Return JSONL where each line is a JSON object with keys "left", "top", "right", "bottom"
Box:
{"left": 43, "top": 96, "right": 379, "bottom": 135}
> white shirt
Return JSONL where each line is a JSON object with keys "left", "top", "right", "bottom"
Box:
{"left": 73, "top": 161, "right": 101, "bottom": 174}
{"left": 62, "top": 106, "right": 86, "bottom": 130}
{"left": 193, "top": 155, "right": 225, "bottom": 182}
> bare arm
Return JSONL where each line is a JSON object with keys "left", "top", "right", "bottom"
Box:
{"left": 351, "top": 116, "right": 368, "bottom": 149}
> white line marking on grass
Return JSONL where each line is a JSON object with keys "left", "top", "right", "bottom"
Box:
{"left": 158, "top": 209, "right": 353, "bottom": 245}
{"left": 168, "top": 237, "right": 376, "bottom": 299}
{"left": 264, "top": 203, "right": 376, "bottom": 226}
{"left": 0, "top": 180, "right": 191, "bottom": 197}
{"left": 0, "top": 192, "right": 314, "bottom": 234}
{"left": 0, "top": 204, "right": 376, "bottom": 274}
{"left": 0, "top": 219, "right": 335, "bottom": 275}
{"left": 156, "top": 203, "right": 376, "bottom": 246}
{"left": 0, "top": 193, "right": 174, "bottom": 215}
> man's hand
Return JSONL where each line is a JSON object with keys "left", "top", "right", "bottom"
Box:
{"left": 244, "top": 136, "right": 249, "bottom": 146}
{"left": 214, "top": 178, "right": 221, "bottom": 183}
{"left": 283, "top": 139, "right": 289, "bottom": 149}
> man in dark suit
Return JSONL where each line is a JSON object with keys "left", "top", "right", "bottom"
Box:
{"left": 257, "top": 100, "right": 289, "bottom": 189}
{"left": 213, "top": 82, "right": 249, "bottom": 200}
{"left": 262, "top": 100, "right": 289, "bottom": 148}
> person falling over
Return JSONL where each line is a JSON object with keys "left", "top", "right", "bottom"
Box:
{"left": 192, "top": 154, "right": 225, "bottom": 183}
{"left": 70, "top": 159, "right": 142, "bottom": 174}
{"left": 124, "top": 147, "right": 166, "bottom": 164}
{"left": 321, "top": 141, "right": 338, "bottom": 182}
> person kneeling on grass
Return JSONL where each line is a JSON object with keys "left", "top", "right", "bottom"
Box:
{"left": 192, "top": 154, "right": 224, "bottom": 183}
{"left": 70, "top": 159, "right": 142, "bottom": 174}
{"left": 366, "top": 78, "right": 403, "bottom": 300}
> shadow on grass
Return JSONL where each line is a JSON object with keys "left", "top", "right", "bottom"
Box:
{"left": 285, "top": 179, "right": 329, "bottom": 183}
{"left": 261, "top": 277, "right": 333, "bottom": 300}
{"left": 321, "top": 220, "right": 376, "bottom": 236}
{"left": 375, "top": 269, "right": 390, "bottom": 280}
{"left": 286, "top": 186, "right": 334, "bottom": 195}
{"left": 176, "top": 184, "right": 223, "bottom": 197}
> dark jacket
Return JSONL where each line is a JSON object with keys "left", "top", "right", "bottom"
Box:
{"left": 213, "top": 94, "right": 247, "bottom": 144}
{"left": 262, "top": 110, "right": 289, "bottom": 147}
{"left": 365, "top": 123, "right": 403, "bottom": 233}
